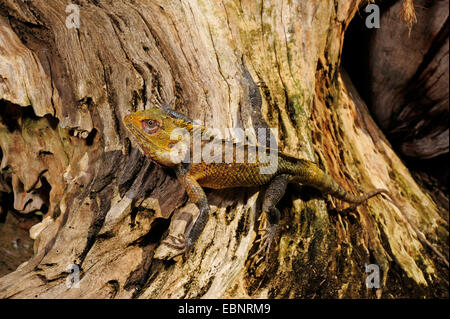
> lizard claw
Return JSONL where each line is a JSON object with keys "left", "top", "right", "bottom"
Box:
{"left": 251, "top": 224, "right": 277, "bottom": 264}
{"left": 182, "top": 239, "right": 194, "bottom": 261}
{"left": 162, "top": 234, "right": 186, "bottom": 250}
{"left": 161, "top": 234, "right": 194, "bottom": 261}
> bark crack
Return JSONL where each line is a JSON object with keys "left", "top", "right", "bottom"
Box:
{"left": 166, "top": 10, "right": 211, "bottom": 120}
{"left": 207, "top": 22, "right": 232, "bottom": 118}
{"left": 280, "top": 0, "right": 295, "bottom": 83}
{"left": 44, "top": 54, "right": 57, "bottom": 117}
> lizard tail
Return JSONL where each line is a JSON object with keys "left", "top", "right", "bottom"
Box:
{"left": 331, "top": 186, "right": 389, "bottom": 204}
{"left": 285, "top": 158, "right": 388, "bottom": 205}
{"left": 285, "top": 159, "right": 450, "bottom": 268}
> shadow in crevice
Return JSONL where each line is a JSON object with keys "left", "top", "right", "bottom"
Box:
{"left": 342, "top": 1, "right": 449, "bottom": 191}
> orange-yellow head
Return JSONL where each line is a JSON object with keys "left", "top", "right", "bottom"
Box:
{"left": 123, "top": 107, "right": 192, "bottom": 166}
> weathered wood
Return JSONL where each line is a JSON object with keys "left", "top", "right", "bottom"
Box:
{"left": 349, "top": 0, "right": 449, "bottom": 161}
{"left": 0, "top": 0, "right": 447, "bottom": 298}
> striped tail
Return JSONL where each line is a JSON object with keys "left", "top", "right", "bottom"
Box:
{"left": 328, "top": 185, "right": 389, "bottom": 204}
{"left": 285, "top": 158, "right": 388, "bottom": 205}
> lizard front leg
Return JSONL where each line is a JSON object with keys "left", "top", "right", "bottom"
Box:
{"left": 253, "top": 174, "right": 289, "bottom": 263}
{"left": 164, "top": 164, "right": 210, "bottom": 259}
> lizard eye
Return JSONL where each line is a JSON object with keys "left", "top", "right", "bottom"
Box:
{"left": 141, "top": 119, "right": 160, "bottom": 134}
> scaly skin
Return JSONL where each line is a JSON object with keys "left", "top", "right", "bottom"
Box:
{"left": 123, "top": 105, "right": 388, "bottom": 261}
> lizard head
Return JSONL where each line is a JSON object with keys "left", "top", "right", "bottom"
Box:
{"left": 123, "top": 107, "right": 193, "bottom": 167}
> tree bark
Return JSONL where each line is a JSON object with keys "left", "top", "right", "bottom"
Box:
{"left": 0, "top": 0, "right": 448, "bottom": 298}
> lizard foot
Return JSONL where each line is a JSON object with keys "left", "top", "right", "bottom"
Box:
{"left": 251, "top": 224, "right": 277, "bottom": 264}
{"left": 161, "top": 234, "right": 194, "bottom": 261}
{"left": 162, "top": 234, "right": 186, "bottom": 250}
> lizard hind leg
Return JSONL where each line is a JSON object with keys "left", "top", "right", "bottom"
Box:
{"left": 252, "top": 174, "right": 289, "bottom": 264}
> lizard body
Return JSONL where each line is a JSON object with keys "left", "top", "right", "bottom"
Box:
{"left": 123, "top": 106, "right": 387, "bottom": 260}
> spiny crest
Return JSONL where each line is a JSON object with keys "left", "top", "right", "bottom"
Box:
{"left": 174, "top": 118, "right": 194, "bottom": 131}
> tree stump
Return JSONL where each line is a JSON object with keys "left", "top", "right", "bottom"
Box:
{"left": 0, "top": 0, "right": 447, "bottom": 298}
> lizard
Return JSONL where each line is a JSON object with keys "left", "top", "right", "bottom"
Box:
{"left": 123, "top": 104, "right": 390, "bottom": 261}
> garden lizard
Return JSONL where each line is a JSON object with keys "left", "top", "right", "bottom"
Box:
{"left": 123, "top": 104, "right": 388, "bottom": 261}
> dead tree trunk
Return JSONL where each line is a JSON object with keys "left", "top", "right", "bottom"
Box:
{"left": 0, "top": 0, "right": 448, "bottom": 298}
